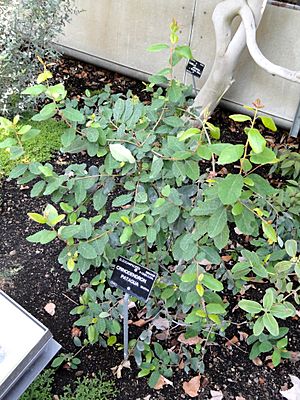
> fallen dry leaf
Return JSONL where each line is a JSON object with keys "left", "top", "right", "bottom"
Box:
{"left": 210, "top": 390, "right": 224, "bottom": 400}
{"left": 226, "top": 336, "right": 239, "bottom": 348}
{"left": 252, "top": 357, "right": 263, "bottom": 366}
{"left": 183, "top": 375, "right": 201, "bottom": 398}
{"left": 178, "top": 333, "right": 202, "bottom": 346}
{"left": 290, "top": 352, "right": 300, "bottom": 363}
{"left": 44, "top": 302, "right": 56, "bottom": 316}
{"left": 238, "top": 331, "right": 249, "bottom": 342}
{"left": 131, "top": 319, "right": 148, "bottom": 327}
{"left": 154, "top": 375, "right": 173, "bottom": 390}
{"left": 280, "top": 375, "right": 300, "bottom": 400}
{"left": 111, "top": 360, "right": 131, "bottom": 379}
{"left": 221, "top": 255, "right": 232, "bottom": 262}
{"left": 152, "top": 317, "right": 170, "bottom": 331}
{"left": 235, "top": 397, "right": 246, "bottom": 400}
{"left": 155, "top": 331, "right": 169, "bottom": 340}
{"left": 71, "top": 327, "right": 81, "bottom": 337}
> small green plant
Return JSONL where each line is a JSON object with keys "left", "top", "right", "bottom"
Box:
{"left": 247, "top": 327, "right": 290, "bottom": 367}
{"left": 20, "top": 369, "right": 54, "bottom": 400}
{"left": 0, "top": 115, "right": 65, "bottom": 176}
{"left": 51, "top": 352, "right": 81, "bottom": 370}
{"left": 20, "top": 370, "right": 117, "bottom": 400}
{"left": 60, "top": 373, "right": 117, "bottom": 400}
{"left": 275, "top": 150, "right": 300, "bottom": 180}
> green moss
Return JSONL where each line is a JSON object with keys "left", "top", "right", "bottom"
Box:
{"left": 0, "top": 115, "right": 66, "bottom": 176}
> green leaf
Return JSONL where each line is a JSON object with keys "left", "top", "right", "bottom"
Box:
{"left": 147, "top": 43, "right": 169, "bottom": 52}
{"left": 202, "top": 274, "right": 223, "bottom": 291}
{"left": 263, "top": 289, "right": 274, "bottom": 311}
{"left": 149, "top": 156, "right": 163, "bottom": 179}
{"left": 238, "top": 299, "right": 262, "bottom": 314}
{"left": 30, "top": 181, "right": 46, "bottom": 197}
{"left": 272, "top": 348, "right": 281, "bottom": 367}
{"left": 262, "top": 221, "right": 277, "bottom": 244}
{"left": 37, "top": 70, "right": 52, "bottom": 83}
{"left": 218, "top": 144, "right": 244, "bottom": 164}
{"left": 120, "top": 226, "right": 133, "bottom": 244}
{"left": 248, "top": 128, "right": 266, "bottom": 154}
{"left": 88, "top": 325, "right": 97, "bottom": 343}
{"left": 109, "top": 143, "right": 136, "bottom": 164}
{"left": 229, "top": 114, "right": 252, "bottom": 122}
{"left": 61, "top": 107, "right": 85, "bottom": 123}
{"left": 59, "top": 225, "right": 81, "bottom": 240}
{"left": 27, "top": 230, "right": 57, "bottom": 244}
{"left": 93, "top": 190, "right": 107, "bottom": 211}
{"left": 185, "top": 160, "right": 200, "bottom": 181}
{"left": 208, "top": 207, "right": 227, "bottom": 238}
{"left": 28, "top": 213, "right": 47, "bottom": 224}
{"left": 22, "top": 84, "right": 46, "bottom": 96}
{"left": 259, "top": 116, "right": 277, "bottom": 132}
{"left": 107, "top": 336, "right": 117, "bottom": 346}
{"left": 9, "top": 164, "right": 28, "bottom": 179}
{"left": 32, "top": 103, "right": 56, "bottom": 121}
{"left": 285, "top": 239, "right": 297, "bottom": 258}
{"left": 112, "top": 193, "right": 133, "bottom": 207}
{"left": 213, "top": 224, "right": 229, "bottom": 250}
{"left": 206, "top": 303, "right": 226, "bottom": 314}
{"left": 78, "top": 242, "right": 97, "bottom": 259}
{"left": 148, "top": 371, "right": 161, "bottom": 388}
{"left": 22, "top": 128, "right": 41, "bottom": 141}
{"left": 0, "top": 138, "right": 17, "bottom": 148}
{"left": 168, "top": 80, "right": 182, "bottom": 103}
{"left": 175, "top": 45, "right": 193, "bottom": 59}
{"left": 163, "top": 116, "right": 184, "bottom": 128}
{"left": 85, "top": 127, "right": 99, "bottom": 142}
{"left": 263, "top": 313, "right": 279, "bottom": 336}
{"left": 250, "top": 147, "right": 278, "bottom": 165}
{"left": 177, "top": 128, "right": 200, "bottom": 142}
{"left": 253, "top": 316, "right": 264, "bottom": 336}
{"left": 218, "top": 174, "right": 244, "bottom": 205}
{"left": 270, "top": 304, "right": 294, "bottom": 319}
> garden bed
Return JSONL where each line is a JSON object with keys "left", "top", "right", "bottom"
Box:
{"left": 0, "top": 56, "right": 299, "bottom": 400}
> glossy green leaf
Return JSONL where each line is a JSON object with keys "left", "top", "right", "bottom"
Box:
{"left": 218, "top": 174, "right": 244, "bottom": 205}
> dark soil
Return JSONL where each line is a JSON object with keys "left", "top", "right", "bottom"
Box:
{"left": 0, "top": 56, "right": 299, "bottom": 400}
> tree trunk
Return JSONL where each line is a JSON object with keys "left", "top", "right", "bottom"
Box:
{"left": 190, "top": 0, "right": 300, "bottom": 119}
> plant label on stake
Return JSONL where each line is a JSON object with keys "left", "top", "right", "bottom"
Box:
{"left": 186, "top": 59, "right": 205, "bottom": 94}
{"left": 186, "top": 59, "right": 205, "bottom": 78}
{"left": 110, "top": 256, "right": 158, "bottom": 360}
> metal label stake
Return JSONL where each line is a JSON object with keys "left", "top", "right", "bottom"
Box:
{"left": 109, "top": 256, "right": 158, "bottom": 361}
{"left": 123, "top": 292, "right": 129, "bottom": 360}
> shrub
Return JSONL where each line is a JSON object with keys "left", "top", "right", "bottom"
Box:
{"left": 0, "top": 0, "right": 79, "bottom": 116}
{"left": 3, "top": 22, "right": 300, "bottom": 387}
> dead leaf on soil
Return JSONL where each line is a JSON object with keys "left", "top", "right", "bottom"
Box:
{"left": 154, "top": 375, "right": 173, "bottom": 390}
{"left": 290, "top": 352, "right": 300, "bottom": 363}
{"left": 221, "top": 255, "right": 232, "bottom": 262}
{"left": 252, "top": 357, "right": 263, "bottom": 366}
{"left": 71, "top": 327, "right": 81, "bottom": 337}
{"left": 235, "top": 397, "right": 246, "bottom": 400}
{"left": 183, "top": 375, "right": 201, "bottom": 398}
{"left": 131, "top": 319, "right": 148, "bottom": 327}
{"left": 238, "top": 331, "right": 249, "bottom": 342}
{"left": 280, "top": 375, "right": 300, "bottom": 400}
{"left": 155, "top": 331, "right": 169, "bottom": 341}
{"left": 178, "top": 333, "right": 202, "bottom": 346}
{"left": 111, "top": 360, "right": 131, "bottom": 379}
{"left": 210, "top": 390, "right": 224, "bottom": 400}
{"left": 44, "top": 302, "right": 56, "bottom": 316}
{"left": 226, "top": 336, "right": 239, "bottom": 348}
{"left": 152, "top": 317, "right": 170, "bottom": 331}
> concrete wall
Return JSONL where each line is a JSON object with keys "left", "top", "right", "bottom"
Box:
{"left": 56, "top": 0, "right": 300, "bottom": 128}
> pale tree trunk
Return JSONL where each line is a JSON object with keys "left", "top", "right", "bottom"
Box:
{"left": 190, "top": 0, "right": 300, "bottom": 119}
